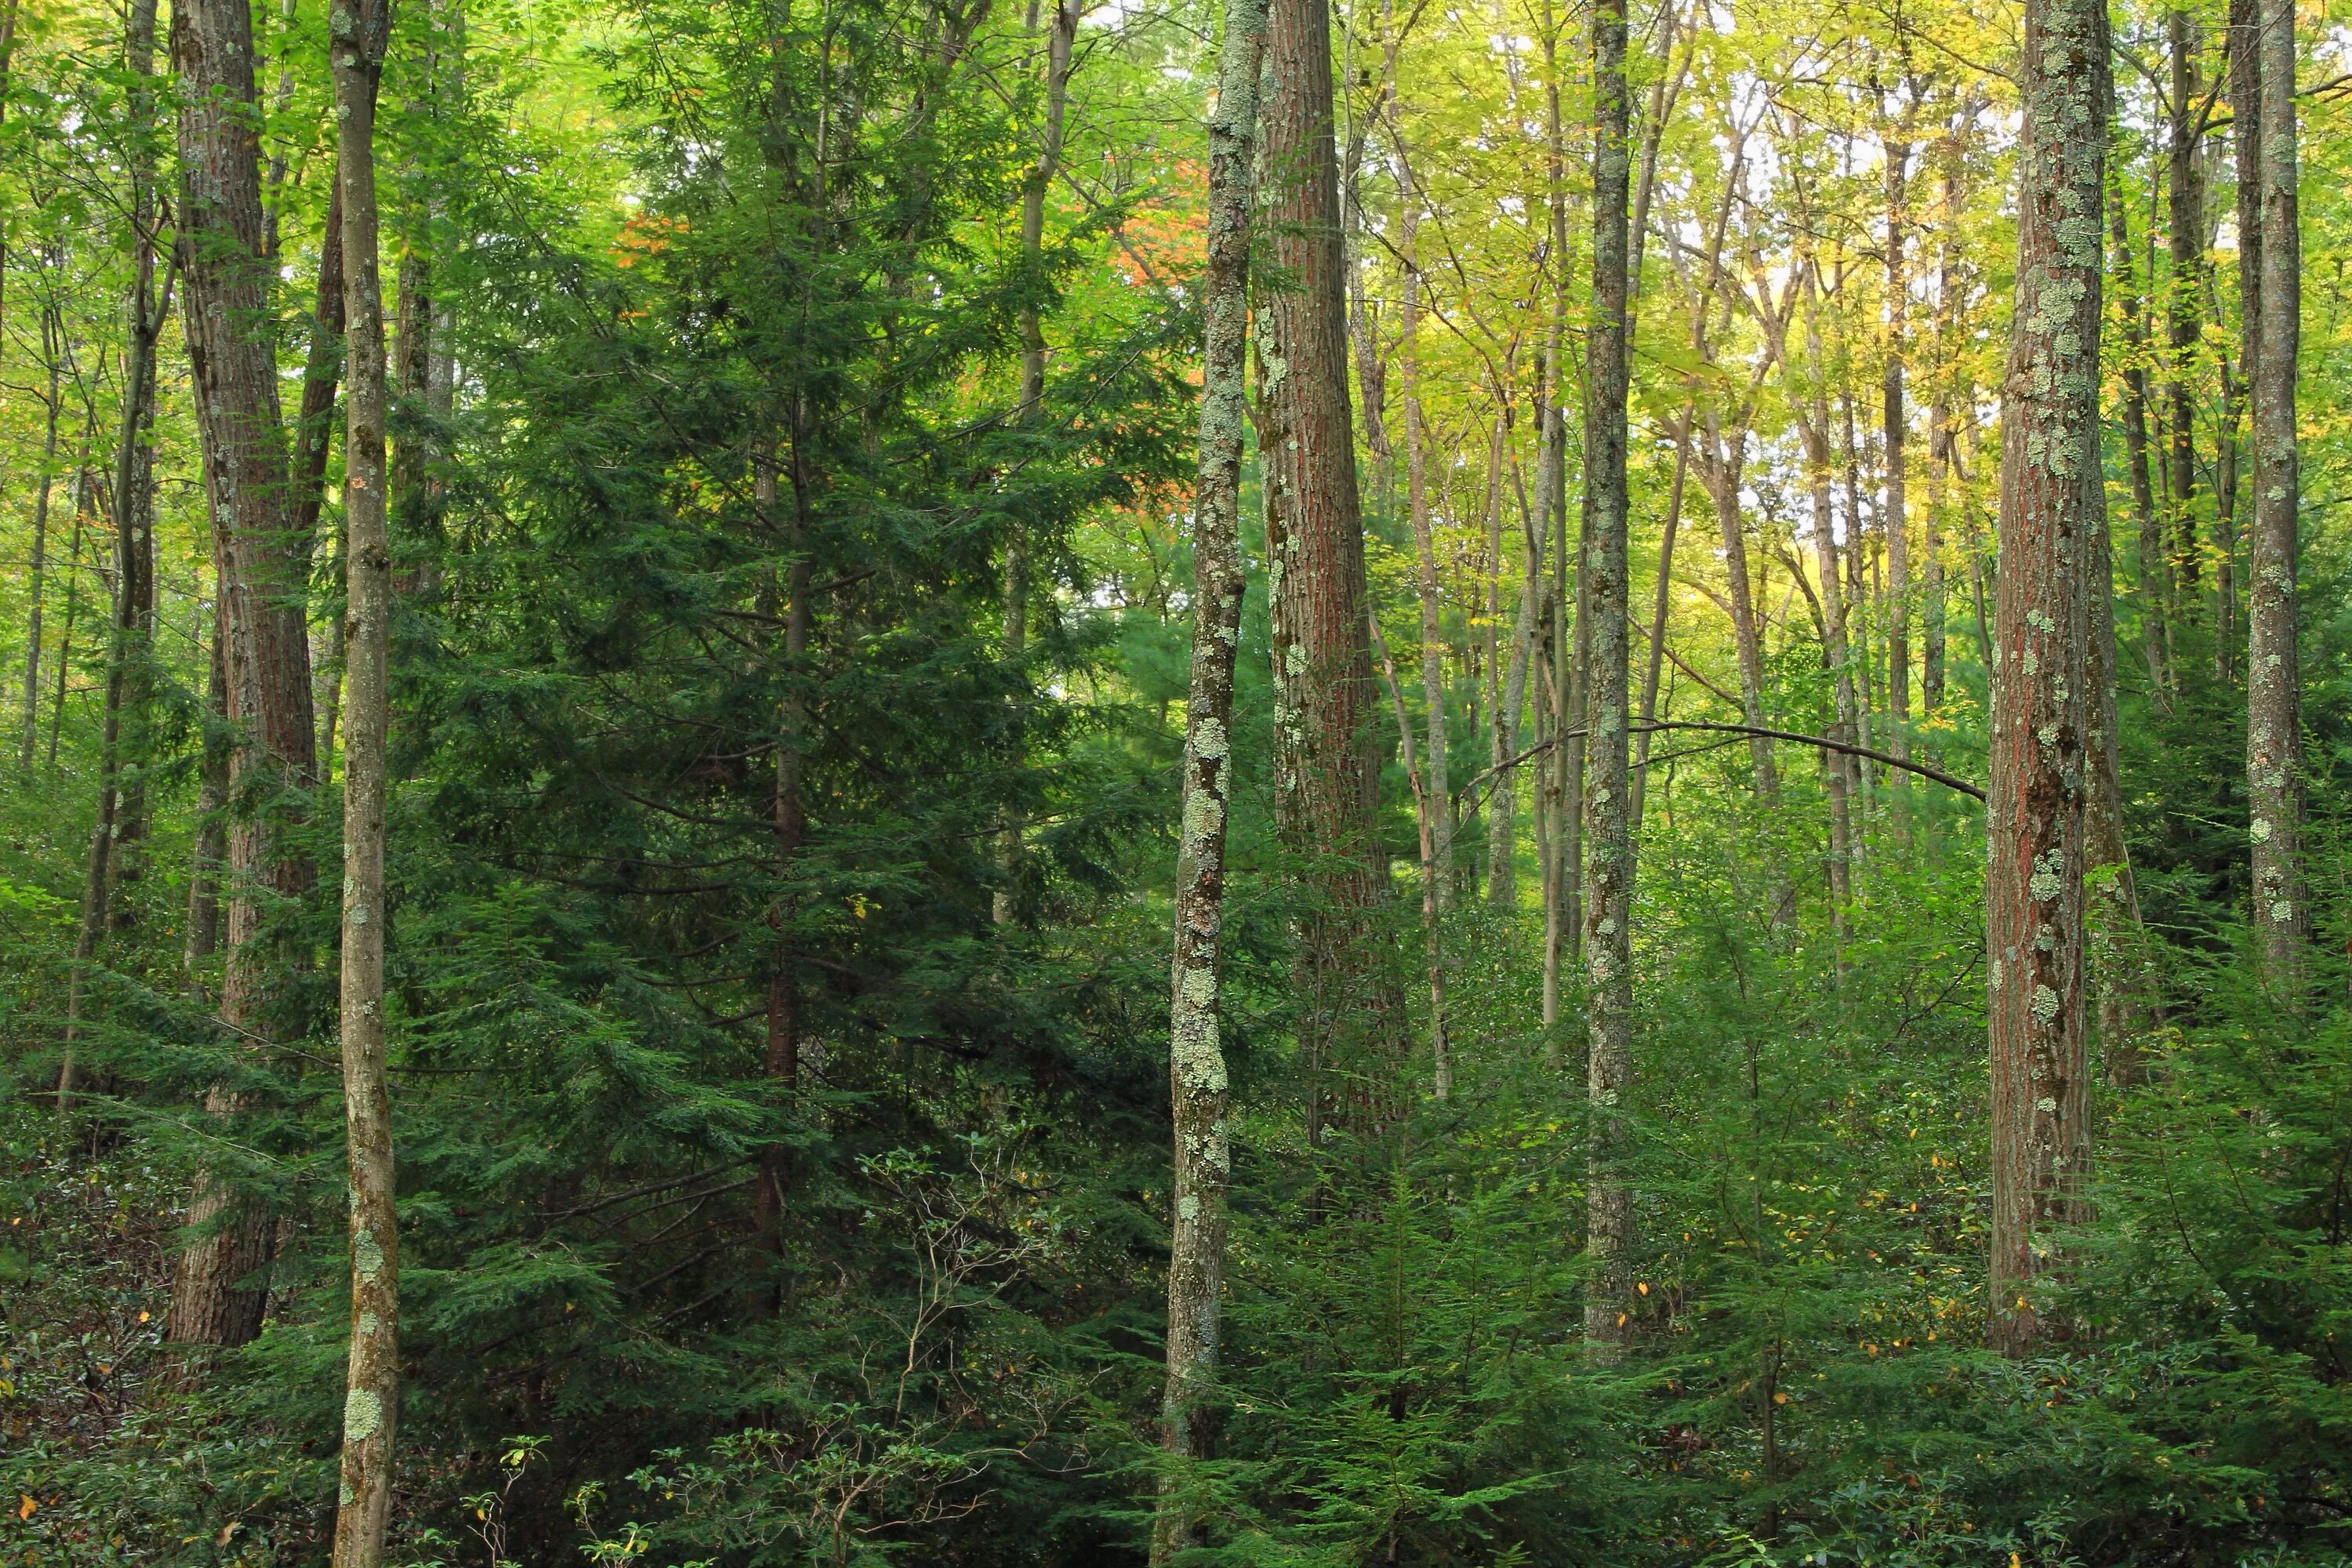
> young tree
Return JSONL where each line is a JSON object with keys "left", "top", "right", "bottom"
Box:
{"left": 329, "top": 0, "right": 399, "bottom": 1559}
{"left": 2246, "top": 0, "right": 2303, "bottom": 989}
{"left": 1154, "top": 0, "right": 1266, "bottom": 1548}
{"left": 1985, "top": 0, "right": 2104, "bottom": 1358}
{"left": 1581, "top": 0, "right": 1635, "bottom": 1359}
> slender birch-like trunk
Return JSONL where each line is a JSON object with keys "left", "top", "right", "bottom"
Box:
{"left": 2246, "top": 0, "right": 2303, "bottom": 990}
{"left": 1581, "top": 0, "right": 1635, "bottom": 1359}
{"left": 1152, "top": 0, "right": 1264, "bottom": 1550}
{"left": 1986, "top": 0, "right": 2103, "bottom": 1358}
{"left": 329, "top": 0, "right": 398, "bottom": 1559}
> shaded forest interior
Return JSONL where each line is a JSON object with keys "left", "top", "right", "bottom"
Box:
{"left": 4, "top": 0, "right": 2352, "bottom": 1560}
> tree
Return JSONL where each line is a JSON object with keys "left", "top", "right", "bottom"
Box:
{"left": 167, "top": 0, "right": 321, "bottom": 1354}
{"left": 328, "top": 0, "right": 399, "bottom": 1558}
{"left": 1581, "top": 0, "right": 1634, "bottom": 1359}
{"left": 1260, "top": 0, "right": 1388, "bottom": 1137}
{"left": 1153, "top": 0, "right": 1266, "bottom": 1547}
{"left": 1985, "top": 0, "right": 2105, "bottom": 1357}
{"left": 2245, "top": 0, "right": 2303, "bottom": 991}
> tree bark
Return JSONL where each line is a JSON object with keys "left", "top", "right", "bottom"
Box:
{"left": 1152, "top": 0, "right": 1263, "bottom": 1550}
{"left": 1581, "top": 0, "right": 1635, "bottom": 1359}
{"left": 1261, "top": 0, "right": 1391, "bottom": 1132}
{"left": 2246, "top": 0, "right": 2303, "bottom": 990}
{"left": 329, "top": 2, "right": 399, "bottom": 1560}
{"left": 2163, "top": 9, "right": 2204, "bottom": 604}
{"left": 169, "top": 0, "right": 320, "bottom": 1354}
{"left": 1986, "top": 0, "right": 2103, "bottom": 1358}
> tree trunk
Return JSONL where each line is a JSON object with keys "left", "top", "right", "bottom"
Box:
{"left": 2246, "top": 0, "right": 2303, "bottom": 990}
{"left": 1152, "top": 0, "right": 1263, "bottom": 1548}
{"left": 1883, "top": 129, "right": 1912, "bottom": 789}
{"left": 1628, "top": 421, "right": 1687, "bottom": 829}
{"left": 1396, "top": 132, "right": 1452, "bottom": 906}
{"left": 1986, "top": 0, "right": 2103, "bottom": 1358}
{"left": 2227, "top": 0, "right": 2260, "bottom": 688}
{"left": 329, "top": 2, "right": 399, "bottom": 1559}
{"left": 1490, "top": 452, "right": 1541, "bottom": 906}
{"left": 2110, "top": 143, "right": 2169, "bottom": 702}
{"left": 2163, "top": 9, "right": 2203, "bottom": 604}
{"left": 996, "top": 0, "right": 1076, "bottom": 925}
{"left": 169, "top": 0, "right": 320, "bottom": 1354}
{"left": 1261, "top": 0, "right": 1392, "bottom": 1133}
{"left": 17, "top": 307, "right": 60, "bottom": 775}
{"left": 1581, "top": 0, "right": 1635, "bottom": 1359}
{"left": 1537, "top": 0, "right": 1577, "bottom": 1050}
{"left": 108, "top": 0, "right": 165, "bottom": 925}
{"left": 1802, "top": 270, "right": 1858, "bottom": 962}
{"left": 57, "top": 0, "right": 166, "bottom": 1108}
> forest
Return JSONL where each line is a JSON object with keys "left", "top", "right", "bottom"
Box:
{"left": 0, "top": 0, "right": 2349, "bottom": 1556}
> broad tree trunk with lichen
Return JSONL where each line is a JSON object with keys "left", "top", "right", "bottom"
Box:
{"left": 1986, "top": 0, "right": 2105, "bottom": 1358}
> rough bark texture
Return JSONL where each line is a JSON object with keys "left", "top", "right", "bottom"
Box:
{"left": 169, "top": 0, "right": 320, "bottom": 1353}
{"left": 1261, "top": 0, "right": 1389, "bottom": 1131}
{"left": 329, "top": 1, "right": 398, "bottom": 1560}
{"left": 1151, "top": 0, "right": 1263, "bottom": 1552}
{"left": 2246, "top": 0, "right": 2303, "bottom": 989}
{"left": 1986, "top": 0, "right": 2103, "bottom": 1358}
{"left": 1581, "top": 0, "right": 1635, "bottom": 1359}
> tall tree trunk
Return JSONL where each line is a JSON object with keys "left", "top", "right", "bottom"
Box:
{"left": 1396, "top": 132, "right": 1453, "bottom": 906}
{"left": 18, "top": 305, "right": 61, "bottom": 775}
{"left": 2163, "top": 9, "right": 2204, "bottom": 604}
{"left": 169, "top": 0, "right": 320, "bottom": 1355}
{"left": 1882, "top": 128, "right": 1912, "bottom": 789}
{"left": 1986, "top": 0, "right": 2104, "bottom": 1358}
{"left": 2111, "top": 143, "right": 2169, "bottom": 702}
{"left": 2227, "top": 0, "right": 2261, "bottom": 688}
{"left": 109, "top": 0, "right": 165, "bottom": 924}
{"left": 1628, "top": 422, "right": 1688, "bottom": 829}
{"left": 1152, "top": 0, "right": 1263, "bottom": 1548}
{"left": 996, "top": 0, "right": 1076, "bottom": 925}
{"left": 1490, "top": 450, "right": 1541, "bottom": 905}
{"left": 1803, "top": 269, "right": 1859, "bottom": 962}
{"left": 329, "top": 2, "right": 398, "bottom": 1560}
{"left": 1262, "top": 0, "right": 1392, "bottom": 1134}
{"left": 1581, "top": 0, "right": 1635, "bottom": 1359}
{"left": 57, "top": 0, "right": 167, "bottom": 1107}
{"left": 2247, "top": 0, "right": 2303, "bottom": 990}
{"left": 1537, "top": 0, "right": 1577, "bottom": 1050}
